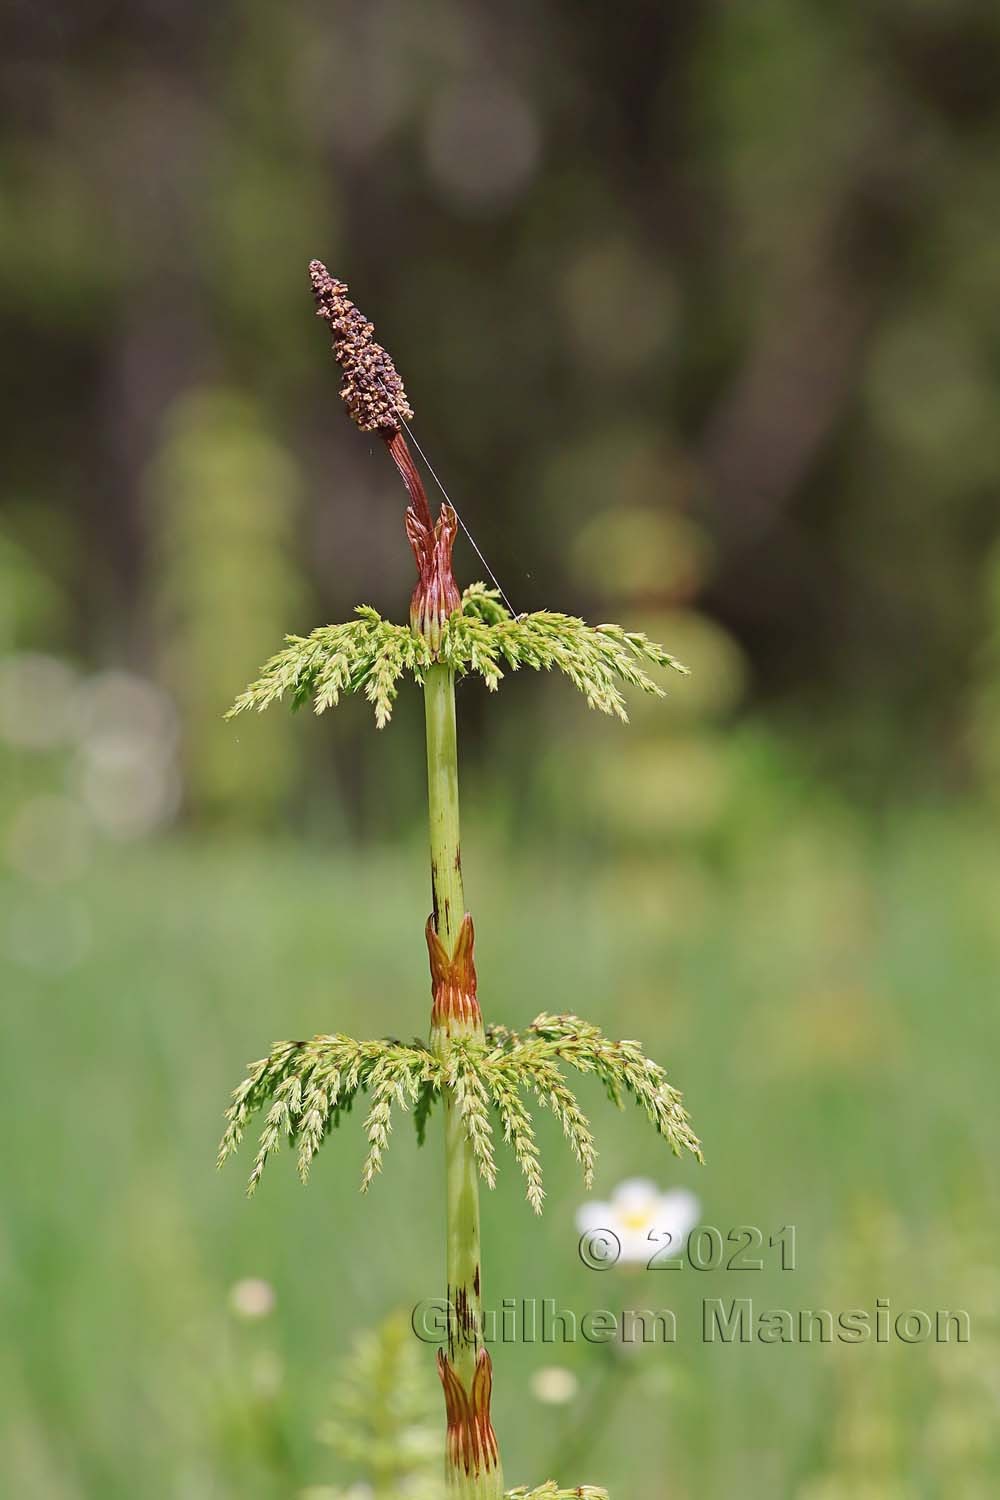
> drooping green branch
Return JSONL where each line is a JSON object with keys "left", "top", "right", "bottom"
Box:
{"left": 226, "top": 607, "right": 428, "bottom": 728}
{"left": 217, "top": 1032, "right": 438, "bottom": 1192}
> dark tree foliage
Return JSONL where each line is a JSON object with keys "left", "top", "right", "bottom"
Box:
{"left": 3, "top": 0, "right": 999, "bottom": 805}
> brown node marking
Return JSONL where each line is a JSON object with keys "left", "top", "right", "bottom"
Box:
{"left": 446, "top": 1283, "right": 455, "bottom": 1359}
{"left": 437, "top": 1348, "right": 500, "bottom": 1477}
{"left": 452, "top": 1284, "right": 478, "bottom": 1349}
{"left": 426, "top": 912, "right": 480, "bottom": 1027}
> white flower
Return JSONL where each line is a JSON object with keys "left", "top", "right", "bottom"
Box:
{"left": 576, "top": 1178, "right": 700, "bottom": 1266}
{"left": 229, "top": 1277, "right": 276, "bottom": 1320}
{"left": 530, "top": 1365, "right": 579, "bottom": 1404}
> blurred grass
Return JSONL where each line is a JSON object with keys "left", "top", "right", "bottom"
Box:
{"left": 2, "top": 798, "right": 998, "bottom": 1498}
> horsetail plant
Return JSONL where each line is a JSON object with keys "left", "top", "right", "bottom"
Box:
{"left": 219, "top": 263, "right": 703, "bottom": 1499}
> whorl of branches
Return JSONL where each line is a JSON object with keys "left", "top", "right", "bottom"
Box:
{"left": 219, "top": 1014, "right": 702, "bottom": 1211}
{"left": 227, "top": 586, "right": 688, "bottom": 729}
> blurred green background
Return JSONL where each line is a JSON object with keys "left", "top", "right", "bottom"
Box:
{"left": 2, "top": 1, "right": 1000, "bottom": 1495}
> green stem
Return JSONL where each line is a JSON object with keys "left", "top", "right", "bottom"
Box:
{"left": 424, "top": 664, "right": 467, "bottom": 956}
{"left": 424, "top": 663, "right": 504, "bottom": 1500}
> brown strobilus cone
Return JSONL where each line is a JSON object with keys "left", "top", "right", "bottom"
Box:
{"left": 309, "top": 261, "right": 463, "bottom": 652}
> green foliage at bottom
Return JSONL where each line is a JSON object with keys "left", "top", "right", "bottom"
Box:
{"left": 5, "top": 810, "right": 998, "bottom": 1497}
{"left": 506, "top": 1487, "right": 607, "bottom": 1499}
{"left": 312, "top": 1311, "right": 441, "bottom": 1500}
